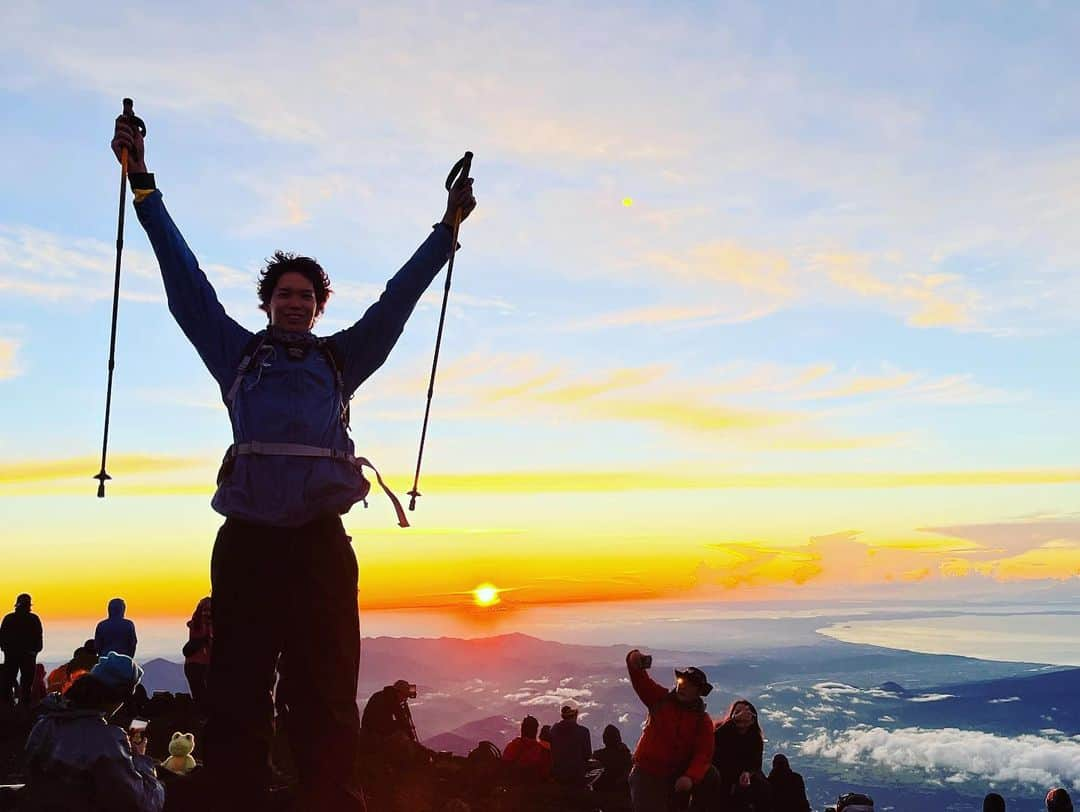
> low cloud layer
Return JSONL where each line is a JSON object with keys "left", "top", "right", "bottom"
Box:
{"left": 800, "top": 725, "right": 1080, "bottom": 790}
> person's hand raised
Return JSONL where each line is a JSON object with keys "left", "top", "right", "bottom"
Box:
{"left": 111, "top": 115, "right": 147, "bottom": 174}
{"left": 442, "top": 176, "right": 476, "bottom": 227}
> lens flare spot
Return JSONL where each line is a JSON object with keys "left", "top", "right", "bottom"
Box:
{"left": 622, "top": 197, "right": 634, "bottom": 207}
{"left": 472, "top": 583, "right": 501, "bottom": 607}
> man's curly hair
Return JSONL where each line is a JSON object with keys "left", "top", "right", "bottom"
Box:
{"left": 256, "top": 251, "right": 333, "bottom": 319}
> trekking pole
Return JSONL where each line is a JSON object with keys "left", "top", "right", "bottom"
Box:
{"left": 407, "top": 151, "right": 473, "bottom": 512}
{"left": 94, "top": 98, "right": 146, "bottom": 498}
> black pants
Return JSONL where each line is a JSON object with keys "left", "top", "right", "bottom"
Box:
{"left": 2, "top": 652, "right": 36, "bottom": 705}
{"left": 184, "top": 662, "right": 209, "bottom": 707}
{"left": 203, "top": 515, "right": 365, "bottom": 811}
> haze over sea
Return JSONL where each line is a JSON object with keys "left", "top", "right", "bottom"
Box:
{"left": 39, "top": 599, "right": 1080, "bottom": 667}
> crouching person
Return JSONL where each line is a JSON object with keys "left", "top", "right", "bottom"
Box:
{"left": 21, "top": 652, "right": 164, "bottom": 811}
{"left": 625, "top": 649, "right": 719, "bottom": 812}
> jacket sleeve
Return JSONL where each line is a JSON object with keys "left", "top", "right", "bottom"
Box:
{"left": 92, "top": 732, "right": 165, "bottom": 812}
{"left": 133, "top": 183, "right": 253, "bottom": 387}
{"left": 502, "top": 739, "right": 520, "bottom": 762}
{"left": 93, "top": 622, "right": 105, "bottom": 658}
{"left": 0, "top": 615, "right": 9, "bottom": 650}
{"left": 129, "top": 621, "right": 138, "bottom": 656}
{"left": 32, "top": 616, "right": 43, "bottom": 653}
{"left": 328, "top": 225, "right": 453, "bottom": 395}
{"left": 628, "top": 663, "right": 669, "bottom": 710}
{"left": 685, "top": 713, "right": 716, "bottom": 784}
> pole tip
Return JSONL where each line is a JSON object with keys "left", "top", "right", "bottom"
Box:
{"left": 97, "top": 482, "right": 106, "bottom": 498}
{"left": 407, "top": 490, "right": 419, "bottom": 511}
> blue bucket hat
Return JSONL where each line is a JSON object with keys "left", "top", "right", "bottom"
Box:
{"left": 90, "top": 652, "right": 144, "bottom": 694}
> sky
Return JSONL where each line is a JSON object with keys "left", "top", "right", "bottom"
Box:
{"left": 2, "top": 1, "right": 1080, "bottom": 624}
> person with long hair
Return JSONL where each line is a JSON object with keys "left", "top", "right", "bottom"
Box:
{"left": 713, "top": 698, "right": 766, "bottom": 811}
{"left": 183, "top": 596, "right": 213, "bottom": 706}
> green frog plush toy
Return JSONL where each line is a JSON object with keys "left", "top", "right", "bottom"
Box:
{"left": 161, "top": 731, "right": 197, "bottom": 775}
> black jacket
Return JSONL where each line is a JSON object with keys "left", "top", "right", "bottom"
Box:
{"left": 713, "top": 721, "right": 764, "bottom": 789}
{"left": 361, "top": 686, "right": 417, "bottom": 741}
{"left": 0, "top": 608, "right": 43, "bottom": 655}
{"left": 768, "top": 764, "right": 811, "bottom": 811}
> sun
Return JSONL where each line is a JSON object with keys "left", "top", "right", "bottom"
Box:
{"left": 472, "top": 583, "right": 501, "bottom": 608}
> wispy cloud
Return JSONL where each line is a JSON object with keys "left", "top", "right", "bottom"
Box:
{"left": 0, "top": 338, "right": 21, "bottom": 380}
{"left": 0, "top": 454, "right": 205, "bottom": 485}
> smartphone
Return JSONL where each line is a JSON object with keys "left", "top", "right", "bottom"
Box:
{"left": 129, "top": 718, "right": 148, "bottom": 732}
{"left": 639, "top": 654, "right": 653, "bottom": 669}
{"left": 408, "top": 684, "right": 418, "bottom": 699}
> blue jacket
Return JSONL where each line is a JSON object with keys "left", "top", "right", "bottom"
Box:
{"left": 22, "top": 695, "right": 164, "bottom": 812}
{"left": 134, "top": 182, "right": 452, "bottom": 527}
{"left": 94, "top": 599, "right": 137, "bottom": 658}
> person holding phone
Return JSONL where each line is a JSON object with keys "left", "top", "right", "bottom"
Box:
{"left": 625, "top": 649, "right": 719, "bottom": 811}
{"left": 22, "top": 653, "right": 163, "bottom": 811}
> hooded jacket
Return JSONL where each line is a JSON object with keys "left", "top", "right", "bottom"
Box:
{"left": 21, "top": 695, "right": 164, "bottom": 812}
{"left": 0, "top": 604, "right": 43, "bottom": 655}
{"left": 768, "top": 755, "right": 811, "bottom": 811}
{"left": 628, "top": 664, "right": 714, "bottom": 784}
{"left": 132, "top": 178, "right": 453, "bottom": 527}
{"left": 94, "top": 600, "right": 137, "bottom": 658}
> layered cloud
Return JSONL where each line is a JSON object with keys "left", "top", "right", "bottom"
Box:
{"left": 0, "top": 338, "right": 20, "bottom": 380}
{"left": 800, "top": 726, "right": 1080, "bottom": 790}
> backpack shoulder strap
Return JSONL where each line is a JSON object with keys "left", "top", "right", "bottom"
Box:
{"left": 225, "top": 330, "right": 269, "bottom": 408}
{"left": 317, "top": 337, "right": 350, "bottom": 429}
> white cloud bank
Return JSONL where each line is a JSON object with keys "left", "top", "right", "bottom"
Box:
{"left": 800, "top": 726, "right": 1080, "bottom": 790}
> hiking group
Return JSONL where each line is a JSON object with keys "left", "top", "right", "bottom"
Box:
{"left": 4, "top": 105, "right": 1077, "bottom": 812}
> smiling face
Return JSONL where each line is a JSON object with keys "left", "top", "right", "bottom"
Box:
{"left": 268, "top": 271, "right": 317, "bottom": 332}
{"left": 732, "top": 701, "right": 757, "bottom": 731}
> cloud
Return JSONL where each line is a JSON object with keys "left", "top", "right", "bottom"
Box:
{"left": 0, "top": 338, "right": 21, "bottom": 380}
{"left": 0, "top": 454, "right": 205, "bottom": 485}
{"left": 800, "top": 726, "right": 1080, "bottom": 790}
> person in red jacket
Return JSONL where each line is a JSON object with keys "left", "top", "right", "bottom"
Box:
{"left": 626, "top": 649, "right": 720, "bottom": 811}
{"left": 502, "top": 715, "right": 552, "bottom": 783}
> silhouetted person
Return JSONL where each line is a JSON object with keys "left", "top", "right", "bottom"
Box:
{"left": 47, "top": 646, "right": 99, "bottom": 695}
{"left": 593, "top": 723, "right": 632, "bottom": 801}
{"left": 625, "top": 649, "right": 719, "bottom": 812}
{"left": 362, "top": 679, "right": 418, "bottom": 742}
{"left": 550, "top": 703, "right": 593, "bottom": 786}
{"left": 713, "top": 699, "right": 765, "bottom": 810}
{"left": 23, "top": 652, "right": 164, "bottom": 811}
{"left": 112, "top": 104, "right": 476, "bottom": 812}
{"left": 539, "top": 724, "right": 552, "bottom": 750}
{"left": 183, "top": 596, "right": 213, "bottom": 706}
{"left": 983, "top": 792, "right": 1006, "bottom": 812}
{"left": 94, "top": 597, "right": 137, "bottom": 657}
{"left": 503, "top": 714, "right": 552, "bottom": 783}
{"left": 1047, "top": 788, "right": 1073, "bottom": 812}
{"left": 768, "top": 754, "right": 810, "bottom": 811}
{"left": 0, "top": 593, "right": 43, "bottom": 705}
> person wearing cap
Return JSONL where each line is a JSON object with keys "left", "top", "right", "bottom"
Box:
{"left": 549, "top": 701, "right": 593, "bottom": 787}
{"left": 361, "top": 679, "right": 419, "bottom": 742}
{"left": 0, "top": 593, "right": 43, "bottom": 706}
{"left": 22, "top": 652, "right": 164, "bottom": 811}
{"left": 626, "top": 649, "right": 718, "bottom": 811}
{"left": 1047, "top": 788, "right": 1074, "bottom": 812}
